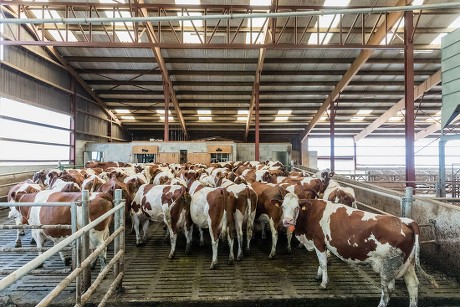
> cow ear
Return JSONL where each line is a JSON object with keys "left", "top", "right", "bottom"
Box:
{"left": 270, "top": 199, "right": 281, "bottom": 208}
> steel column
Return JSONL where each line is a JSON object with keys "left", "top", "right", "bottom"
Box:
{"left": 404, "top": 10, "right": 415, "bottom": 191}
{"left": 330, "top": 102, "right": 335, "bottom": 173}
{"left": 70, "top": 77, "right": 76, "bottom": 165}
{"left": 81, "top": 190, "right": 91, "bottom": 292}
{"left": 255, "top": 82, "right": 260, "bottom": 161}
{"left": 163, "top": 81, "right": 170, "bottom": 141}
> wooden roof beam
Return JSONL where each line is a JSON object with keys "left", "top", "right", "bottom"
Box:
{"left": 300, "top": 0, "right": 410, "bottom": 142}
{"left": 354, "top": 69, "right": 441, "bottom": 142}
{"left": 136, "top": 0, "right": 188, "bottom": 139}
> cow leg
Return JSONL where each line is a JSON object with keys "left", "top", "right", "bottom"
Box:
{"left": 198, "top": 227, "right": 205, "bottom": 247}
{"left": 164, "top": 226, "right": 170, "bottom": 243}
{"left": 141, "top": 219, "right": 150, "bottom": 244}
{"left": 184, "top": 224, "right": 193, "bottom": 255}
{"left": 268, "top": 218, "right": 278, "bottom": 259}
{"left": 167, "top": 226, "right": 177, "bottom": 259}
{"left": 33, "top": 230, "right": 45, "bottom": 269}
{"left": 403, "top": 265, "right": 419, "bottom": 307}
{"left": 227, "top": 231, "right": 235, "bottom": 265}
{"left": 132, "top": 213, "right": 143, "bottom": 247}
{"left": 378, "top": 280, "right": 391, "bottom": 307}
{"left": 286, "top": 230, "right": 293, "bottom": 254}
{"left": 209, "top": 231, "right": 219, "bottom": 270}
{"left": 15, "top": 229, "right": 22, "bottom": 248}
{"left": 315, "top": 249, "right": 329, "bottom": 289}
{"left": 234, "top": 211, "right": 244, "bottom": 261}
{"left": 260, "top": 221, "right": 267, "bottom": 239}
{"left": 245, "top": 213, "right": 255, "bottom": 256}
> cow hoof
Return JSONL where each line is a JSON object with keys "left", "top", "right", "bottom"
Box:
{"left": 199, "top": 242, "right": 205, "bottom": 247}
{"left": 136, "top": 242, "right": 146, "bottom": 247}
{"left": 319, "top": 284, "right": 327, "bottom": 290}
{"left": 228, "top": 259, "right": 234, "bottom": 265}
{"left": 64, "top": 257, "right": 72, "bottom": 266}
{"left": 297, "top": 243, "right": 304, "bottom": 249}
{"left": 286, "top": 249, "right": 292, "bottom": 255}
{"left": 268, "top": 254, "right": 276, "bottom": 259}
{"left": 237, "top": 255, "right": 243, "bottom": 261}
{"left": 314, "top": 274, "right": 322, "bottom": 281}
{"left": 30, "top": 237, "right": 36, "bottom": 245}
{"left": 261, "top": 235, "right": 266, "bottom": 240}
{"left": 19, "top": 230, "right": 25, "bottom": 236}
{"left": 209, "top": 263, "right": 217, "bottom": 270}
{"left": 185, "top": 246, "right": 191, "bottom": 255}
{"left": 15, "top": 241, "right": 22, "bottom": 248}
{"left": 168, "top": 253, "right": 175, "bottom": 260}
{"left": 91, "top": 260, "right": 97, "bottom": 269}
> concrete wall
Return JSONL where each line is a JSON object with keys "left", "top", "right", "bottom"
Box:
{"left": 85, "top": 141, "right": 237, "bottom": 163}
{"left": 236, "top": 143, "right": 291, "bottom": 163}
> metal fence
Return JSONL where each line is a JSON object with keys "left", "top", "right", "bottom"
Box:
{"left": 0, "top": 189, "right": 125, "bottom": 306}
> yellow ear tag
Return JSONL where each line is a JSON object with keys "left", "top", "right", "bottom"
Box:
{"left": 301, "top": 206, "right": 306, "bottom": 211}
{"left": 275, "top": 203, "right": 280, "bottom": 208}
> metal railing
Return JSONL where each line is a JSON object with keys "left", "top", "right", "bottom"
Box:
{"left": 0, "top": 189, "right": 125, "bottom": 306}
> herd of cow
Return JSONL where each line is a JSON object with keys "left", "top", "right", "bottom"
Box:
{"left": 6, "top": 160, "right": 437, "bottom": 307}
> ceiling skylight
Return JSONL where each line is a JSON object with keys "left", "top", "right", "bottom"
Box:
{"left": 199, "top": 116, "right": 212, "bottom": 121}
{"left": 197, "top": 110, "right": 211, "bottom": 115}
{"left": 121, "top": 115, "right": 135, "bottom": 120}
{"left": 238, "top": 110, "right": 249, "bottom": 115}
{"left": 319, "top": 116, "right": 329, "bottom": 121}
{"left": 308, "top": 0, "right": 351, "bottom": 45}
{"left": 356, "top": 109, "right": 373, "bottom": 115}
{"left": 388, "top": 116, "right": 403, "bottom": 122}
{"left": 115, "top": 109, "right": 130, "bottom": 113}
{"left": 275, "top": 116, "right": 289, "bottom": 121}
{"left": 160, "top": 116, "right": 174, "bottom": 122}
{"left": 351, "top": 116, "right": 365, "bottom": 122}
{"left": 237, "top": 116, "right": 248, "bottom": 121}
{"left": 278, "top": 110, "right": 292, "bottom": 115}
{"left": 156, "top": 109, "right": 172, "bottom": 114}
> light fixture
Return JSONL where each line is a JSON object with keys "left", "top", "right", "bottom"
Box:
{"left": 275, "top": 116, "right": 289, "bottom": 121}
{"left": 121, "top": 115, "right": 135, "bottom": 120}
{"left": 278, "top": 110, "right": 292, "bottom": 115}
{"left": 198, "top": 110, "right": 212, "bottom": 115}
{"left": 115, "top": 109, "right": 130, "bottom": 114}
{"left": 238, "top": 110, "right": 249, "bottom": 115}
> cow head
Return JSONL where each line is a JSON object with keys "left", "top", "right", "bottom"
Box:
{"left": 281, "top": 193, "right": 312, "bottom": 230}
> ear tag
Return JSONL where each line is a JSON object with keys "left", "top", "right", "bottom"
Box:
{"left": 301, "top": 206, "right": 306, "bottom": 211}
{"left": 275, "top": 203, "right": 280, "bottom": 208}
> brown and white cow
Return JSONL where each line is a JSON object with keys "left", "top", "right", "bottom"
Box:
{"left": 281, "top": 197, "right": 438, "bottom": 307}
{"left": 323, "top": 179, "right": 357, "bottom": 208}
{"left": 131, "top": 184, "right": 192, "bottom": 259}
{"left": 7, "top": 180, "right": 44, "bottom": 247}
{"left": 251, "top": 181, "right": 291, "bottom": 258}
{"left": 9, "top": 191, "right": 113, "bottom": 270}
{"left": 185, "top": 170, "right": 235, "bottom": 269}
{"left": 215, "top": 177, "right": 257, "bottom": 260}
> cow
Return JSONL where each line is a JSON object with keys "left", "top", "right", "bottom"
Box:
{"left": 7, "top": 180, "right": 44, "bottom": 247}
{"left": 130, "top": 184, "right": 192, "bottom": 259}
{"left": 323, "top": 179, "right": 357, "bottom": 208}
{"left": 82, "top": 175, "right": 107, "bottom": 193}
{"left": 281, "top": 197, "right": 438, "bottom": 307}
{"left": 8, "top": 191, "right": 113, "bottom": 270}
{"left": 251, "top": 181, "right": 290, "bottom": 258}
{"left": 215, "top": 177, "right": 257, "bottom": 260}
{"left": 185, "top": 170, "right": 235, "bottom": 269}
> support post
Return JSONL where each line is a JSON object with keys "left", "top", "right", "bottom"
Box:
{"left": 438, "top": 136, "right": 447, "bottom": 197}
{"left": 401, "top": 186, "right": 414, "bottom": 217}
{"left": 70, "top": 77, "right": 76, "bottom": 166}
{"left": 71, "top": 202, "right": 80, "bottom": 305}
{"left": 404, "top": 10, "right": 416, "bottom": 191}
{"left": 330, "top": 101, "right": 335, "bottom": 173}
{"left": 113, "top": 189, "right": 121, "bottom": 278}
{"left": 163, "top": 81, "right": 170, "bottom": 142}
{"left": 81, "top": 190, "right": 91, "bottom": 292}
{"left": 255, "top": 82, "right": 260, "bottom": 161}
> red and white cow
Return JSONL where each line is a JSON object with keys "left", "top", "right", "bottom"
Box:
{"left": 215, "top": 177, "right": 257, "bottom": 260}
{"left": 82, "top": 175, "right": 107, "bottom": 193}
{"left": 251, "top": 181, "right": 290, "bottom": 258}
{"left": 7, "top": 180, "right": 44, "bottom": 247}
{"left": 323, "top": 179, "right": 357, "bottom": 208}
{"left": 9, "top": 191, "right": 113, "bottom": 270}
{"left": 281, "top": 197, "right": 438, "bottom": 307}
{"left": 185, "top": 171, "right": 235, "bottom": 269}
{"left": 131, "top": 184, "right": 192, "bottom": 259}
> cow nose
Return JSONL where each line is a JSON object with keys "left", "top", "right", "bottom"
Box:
{"left": 283, "top": 218, "right": 295, "bottom": 227}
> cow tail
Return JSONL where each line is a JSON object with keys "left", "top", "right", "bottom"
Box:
{"left": 408, "top": 222, "right": 439, "bottom": 288}
{"left": 245, "top": 187, "right": 251, "bottom": 220}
